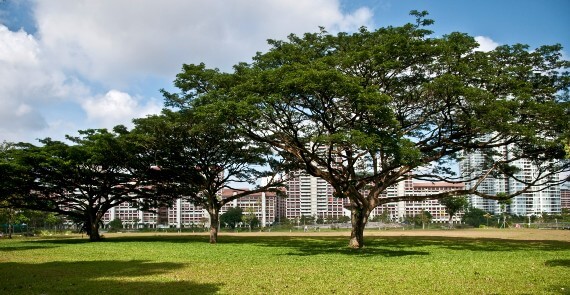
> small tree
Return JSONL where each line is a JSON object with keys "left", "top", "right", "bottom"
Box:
{"left": 462, "top": 207, "right": 488, "bottom": 227}
{"left": 371, "top": 211, "right": 391, "bottom": 223}
{"left": 418, "top": 210, "right": 432, "bottom": 229}
{"left": 44, "top": 213, "right": 63, "bottom": 231}
{"left": 220, "top": 207, "right": 243, "bottom": 229}
{"left": 276, "top": 215, "right": 290, "bottom": 225}
{"left": 241, "top": 207, "right": 257, "bottom": 231}
{"left": 483, "top": 213, "right": 493, "bottom": 227}
{"left": 440, "top": 196, "right": 469, "bottom": 228}
{"left": 108, "top": 218, "right": 123, "bottom": 232}
{"left": 299, "top": 215, "right": 315, "bottom": 225}
{"left": 498, "top": 197, "right": 512, "bottom": 228}
{"left": 0, "top": 207, "right": 15, "bottom": 238}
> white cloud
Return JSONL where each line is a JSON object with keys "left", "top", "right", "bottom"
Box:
{"left": 0, "top": 1, "right": 374, "bottom": 142}
{"left": 0, "top": 26, "right": 38, "bottom": 65}
{"left": 474, "top": 36, "right": 500, "bottom": 52}
{"left": 34, "top": 0, "right": 373, "bottom": 86}
{"left": 333, "top": 7, "right": 374, "bottom": 32}
{"left": 0, "top": 25, "right": 88, "bottom": 142}
{"left": 81, "top": 90, "right": 162, "bottom": 129}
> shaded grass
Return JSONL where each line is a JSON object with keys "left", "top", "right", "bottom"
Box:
{"left": 1, "top": 234, "right": 569, "bottom": 294}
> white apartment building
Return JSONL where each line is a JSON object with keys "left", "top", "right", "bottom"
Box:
{"left": 370, "top": 178, "right": 465, "bottom": 223}
{"left": 105, "top": 201, "right": 158, "bottom": 228}
{"left": 221, "top": 189, "right": 279, "bottom": 227}
{"left": 460, "top": 145, "right": 561, "bottom": 215}
{"left": 282, "top": 171, "right": 347, "bottom": 221}
{"left": 286, "top": 172, "right": 466, "bottom": 224}
{"left": 102, "top": 189, "right": 280, "bottom": 228}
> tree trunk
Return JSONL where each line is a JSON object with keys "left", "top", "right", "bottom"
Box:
{"left": 89, "top": 222, "right": 101, "bottom": 241}
{"left": 84, "top": 215, "right": 102, "bottom": 242}
{"left": 208, "top": 209, "right": 219, "bottom": 244}
{"left": 348, "top": 206, "right": 369, "bottom": 249}
{"left": 448, "top": 214, "right": 453, "bottom": 229}
{"left": 7, "top": 208, "right": 13, "bottom": 239}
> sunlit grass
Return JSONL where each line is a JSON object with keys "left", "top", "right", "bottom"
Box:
{"left": 1, "top": 232, "right": 569, "bottom": 294}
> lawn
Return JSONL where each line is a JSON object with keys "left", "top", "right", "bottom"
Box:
{"left": 0, "top": 229, "right": 569, "bottom": 294}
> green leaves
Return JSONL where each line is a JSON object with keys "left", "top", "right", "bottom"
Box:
{"left": 165, "top": 12, "right": 568, "bottom": 196}
{"left": 440, "top": 196, "right": 469, "bottom": 218}
{"left": 1, "top": 128, "right": 167, "bottom": 240}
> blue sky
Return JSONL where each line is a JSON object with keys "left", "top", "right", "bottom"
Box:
{"left": 0, "top": 0, "right": 568, "bottom": 144}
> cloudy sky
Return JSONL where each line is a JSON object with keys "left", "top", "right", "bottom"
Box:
{"left": 0, "top": 0, "right": 568, "bottom": 143}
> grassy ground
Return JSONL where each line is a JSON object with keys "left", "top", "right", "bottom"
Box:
{"left": 0, "top": 229, "right": 569, "bottom": 294}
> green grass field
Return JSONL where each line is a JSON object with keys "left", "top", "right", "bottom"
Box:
{"left": 1, "top": 230, "right": 569, "bottom": 294}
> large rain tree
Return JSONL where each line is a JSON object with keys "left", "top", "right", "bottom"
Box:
{"left": 0, "top": 128, "right": 164, "bottom": 241}
{"left": 130, "top": 109, "right": 286, "bottom": 243}
{"left": 0, "top": 141, "right": 29, "bottom": 201}
{"left": 166, "top": 12, "right": 569, "bottom": 248}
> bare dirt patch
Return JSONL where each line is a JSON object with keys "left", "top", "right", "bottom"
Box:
{"left": 110, "top": 228, "right": 570, "bottom": 242}
{"left": 224, "top": 228, "right": 570, "bottom": 242}
{"left": 364, "top": 228, "right": 570, "bottom": 242}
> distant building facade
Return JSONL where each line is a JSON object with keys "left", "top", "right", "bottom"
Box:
{"left": 102, "top": 189, "right": 280, "bottom": 228}
{"left": 281, "top": 171, "right": 346, "bottom": 222}
{"left": 460, "top": 143, "right": 561, "bottom": 215}
{"left": 102, "top": 176, "right": 481, "bottom": 228}
{"left": 561, "top": 189, "right": 570, "bottom": 210}
{"left": 283, "top": 172, "right": 466, "bottom": 224}
{"left": 221, "top": 189, "right": 278, "bottom": 227}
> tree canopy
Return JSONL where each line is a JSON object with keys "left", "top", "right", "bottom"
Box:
{"left": 165, "top": 11, "right": 569, "bottom": 248}
{"left": 130, "top": 109, "right": 286, "bottom": 243}
{"left": 220, "top": 206, "right": 243, "bottom": 229}
{"left": 0, "top": 128, "right": 164, "bottom": 241}
{"left": 440, "top": 196, "right": 469, "bottom": 227}
{"left": 462, "top": 207, "right": 488, "bottom": 228}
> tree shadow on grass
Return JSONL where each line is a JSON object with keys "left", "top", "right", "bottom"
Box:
{"left": 545, "top": 259, "right": 570, "bottom": 268}
{"left": 1, "top": 237, "right": 91, "bottom": 251}
{"left": 27, "top": 237, "right": 97, "bottom": 245}
{"left": 0, "top": 245, "right": 59, "bottom": 252}
{"left": 30, "top": 234, "right": 570, "bottom": 257}
{"left": 0, "top": 260, "right": 221, "bottom": 295}
{"left": 366, "top": 236, "right": 570, "bottom": 253}
{"left": 242, "top": 236, "right": 430, "bottom": 257}
{"left": 33, "top": 235, "right": 430, "bottom": 257}
{"left": 33, "top": 235, "right": 199, "bottom": 245}
{"left": 212, "top": 235, "right": 570, "bottom": 257}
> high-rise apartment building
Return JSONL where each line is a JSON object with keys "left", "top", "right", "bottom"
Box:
{"left": 102, "top": 171, "right": 496, "bottom": 228}
{"left": 285, "top": 172, "right": 466, "bottom": 223}
{"left": 105, "top": 201, "right": 158, "bottom": 228}
{"left": 460, "top": 145, "right": 561, "bottom": 215}
{"left": 281, "top": 171, "right": 346, "bottom": 221}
